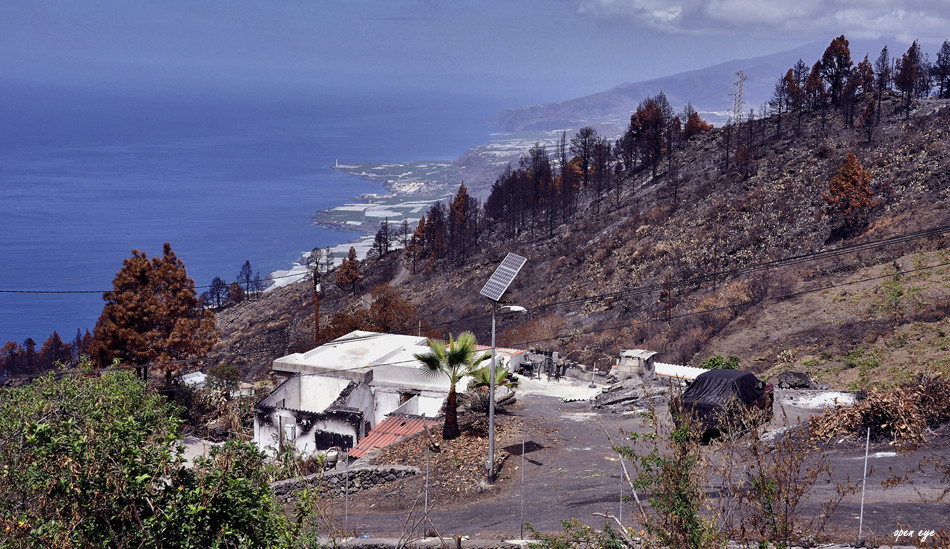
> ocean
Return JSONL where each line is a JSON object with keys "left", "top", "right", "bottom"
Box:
{"left": 0, "top": 83, "right": 503, "bottom": 345}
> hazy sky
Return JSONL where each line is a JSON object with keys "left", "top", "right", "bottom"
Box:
{"left": 2, "top": 1, "right": 949, "bottom": 105}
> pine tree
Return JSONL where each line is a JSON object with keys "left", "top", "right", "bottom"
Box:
{"left": 335, "top": 246, "right": 362, "bottom": 294}
{"left": 629, "top": 94, "right": 670, "bottom": 180}
{"left": 372, "top": 218, "right": 391, "bottom": 258}
{"left": 308, "top": 247, "right": 324, "bottom": 272}
{"left": 423, "top": 203, "right": 447, "bottom": 269}
{"left": 400, "top": 219, "right": 411, "bottom": 248}
{"left": 569, "top": 127, "right": 598, "bottom": 187}
{"left": 895, "top": 40, "right": 931, "bottom": 117}
{"left": 823, "top": 152, "right": 878, "bottom": 237}
{"left": 855, "top": 55, "right": 875, "bottom": 94}
{"left": 820, "top": 35, "right": 853, "bottom": 107}
{"left": 448, "top": 183, "right": 475, "bottom": 262}
{"left": 251, "top": 272, "right": 266, "bottom": 297}
{"left": 323, "top": 246, "right": 334, "bottom": 273}
{"left": 203, "top": 276, "right": 229, "bottom": 308}
{"left": 875, "top": 46, "right": 892, "bottom": 122}
{"left": 805, "top": 61, "right": 826, "bottom": 109}
{"left": 90, "top": 243, "right": 218, "bottom": 378}
{"left": 405, "top": 216, "right": 427, "bottom": 273}
{"left": 24, "top": 338, "right": 36, "bottom": 373}
{"left": 790, "top": 59, "right": 809, "bottom": 134}
{"left": 366, "top": 283, "right": 420, "bottom": 333}
{"left": 0, "top": 341, "right": 19, "bottom": 376}
{"left": 681, "top": 105, "right": 713, "bottom": 141}
{"left": 38, "top": 331, "right": 73, "bottom": 370}
{"left": 73, "top": 328, "right": 93, "bottom": 359}
{"left": 238, "top": 260, "right": 253, "bottom": 300}
{"left": 934, "top": 40, "right": 950, "bottom": 99}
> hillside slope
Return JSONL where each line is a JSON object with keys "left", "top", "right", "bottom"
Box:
{"left": 217, "top": 93, "right": 950, "bottom": 390}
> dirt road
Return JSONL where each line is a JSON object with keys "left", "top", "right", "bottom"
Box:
{"left": 324, "top": 386, "right": 950, "bottom": 546}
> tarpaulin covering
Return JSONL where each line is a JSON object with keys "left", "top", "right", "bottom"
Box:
{"left": 680, "top": 369, "right": 766, "bottom": 430}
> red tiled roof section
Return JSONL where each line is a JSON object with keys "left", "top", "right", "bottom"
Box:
{"left": 349, "top": 415, "right": 442, "bottom": 459}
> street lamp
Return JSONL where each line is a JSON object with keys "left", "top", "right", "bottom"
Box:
{"left": 488, "top": 304, "right": 526, "bottom": 482}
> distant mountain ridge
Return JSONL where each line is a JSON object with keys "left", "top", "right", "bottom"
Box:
{"left": 489, "top": 39, "right": 896, "bottom": 132}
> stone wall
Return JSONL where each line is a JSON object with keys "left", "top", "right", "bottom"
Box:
{"left": 271, "top": 464, "right": 419, "bottom": 502}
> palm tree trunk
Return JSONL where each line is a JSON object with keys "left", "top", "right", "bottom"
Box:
{"left": 442, "top": 384, "right": 461, "bottom": 440}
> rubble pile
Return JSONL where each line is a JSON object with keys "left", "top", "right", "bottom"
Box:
{"left": 808, "top": 375, "right": 950, "bottom": 445}
{"left": 590, "top": 380, "right": 671, "bottom": 412}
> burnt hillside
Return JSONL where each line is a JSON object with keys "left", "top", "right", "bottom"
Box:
{"left": 217, "top": 92, "right": 950, "bottom": 389}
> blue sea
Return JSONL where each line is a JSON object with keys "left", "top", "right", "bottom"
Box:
{"left": 0, "top": 82, "right": 505, "bottom": 345}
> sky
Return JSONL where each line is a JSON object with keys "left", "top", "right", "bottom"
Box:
{"left": 3, "top": 1, "right": 949, "bottom": 107}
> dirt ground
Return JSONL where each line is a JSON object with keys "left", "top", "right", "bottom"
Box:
{"left": 319, "top": 384, "right": 950, "bottom": 546}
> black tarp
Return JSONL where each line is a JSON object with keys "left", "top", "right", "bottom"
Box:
{"left": 679, "top": 369, "right": 766, "bottom": 430}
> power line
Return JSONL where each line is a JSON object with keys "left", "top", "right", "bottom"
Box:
{"left": 4, "top": 223, "right": 947, "bottom": 304}
{"left": 0, "top": 269, "right": 310, "bottom": 295}
{"left": 5, "top": 256, "right": 947, "bottom": 382}
{"left": 4, "top": 225, "right": 948, "bottom": 379}
{"left": 506, "top": 259, "right": 950, "bottom": 351}
{"left": 432, "top": 223, "right": 950, "bottom": 324}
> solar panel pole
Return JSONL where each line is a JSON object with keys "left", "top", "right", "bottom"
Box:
{"left": 488, "top": 301, "right": 497, "bottom": 482}
{"left": 480, "top": 252, "right": 527, "bottom": 483}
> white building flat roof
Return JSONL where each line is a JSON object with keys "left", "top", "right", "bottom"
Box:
{"left": 273, "top": 331, "right": 524, "bottom": 394}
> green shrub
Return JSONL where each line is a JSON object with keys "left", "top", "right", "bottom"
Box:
{"left": 614, "top": 402, "right": 723, "bottom": 548}
{"left": 0, "top": 368, "right": 319, "bottom": 548}
{"left": 700, "top": 355, "right": 741, "bottom": 370}
{"left": 526, "top": 518, "right": 626, "bottom": 549}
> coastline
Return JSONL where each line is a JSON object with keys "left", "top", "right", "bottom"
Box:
{"left": 264, "top": 160, "right": 458, "bottom": 291}
{"left": 263, "top": 126, "right": 565, "bottom": 293}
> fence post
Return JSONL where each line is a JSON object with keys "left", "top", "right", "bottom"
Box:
{"left": 858, "top": 427, "right": 870, "bottom": 544}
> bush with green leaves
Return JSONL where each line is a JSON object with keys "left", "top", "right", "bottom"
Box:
{"left": 700, "top": 355, "right": 740, "bottom": 370}
{"left": 0, "top": 368, "right": 323, "bottom": 548}
{"left": 526, "top": 518, "right": 626, "bottom": 549}
{"left": 616, "top": 409, "right": 723, "bottom": 549}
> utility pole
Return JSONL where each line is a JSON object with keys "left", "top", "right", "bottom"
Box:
{"left": 313, "top": 268, "right": 320, "bottom": 343}
{"left": 731, "top": 70, "right": 747, "bottom": 125}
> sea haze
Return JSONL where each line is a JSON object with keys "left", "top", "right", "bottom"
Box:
{"left": 0, "top": 82, "right": 503, "bottom": 345}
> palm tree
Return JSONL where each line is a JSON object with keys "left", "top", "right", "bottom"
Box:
{"left": 414, "top": 331, "right": 488, "bottom": 440}
{"left": 469, "top": 358, "right": 518, "bottom": 390}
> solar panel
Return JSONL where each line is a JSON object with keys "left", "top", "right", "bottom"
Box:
{"left": 480, "top": 252, "right": 527, "bottom": 302}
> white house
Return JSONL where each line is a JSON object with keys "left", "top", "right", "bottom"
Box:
{"left": 255, "top": 330, "right": 525, "bottom": 457}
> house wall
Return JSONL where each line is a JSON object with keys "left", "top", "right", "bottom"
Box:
{"left": 299, "top": 375, "right": 352, "bottom": 411}
{"left": 416, "top": 391, "right": 445, "bottom": 418}
{"left": 254, "top": 406, "right": 363, "bottom": 457}
{"left": 373, "top": 389, "right": 403, "bottom": 425}
{"left": 372, "top": 387, "right": 446, "bottom": 424}
{"left": 342, "top": 383, "right": 375, "bottom": 432}
{"left": 259, "top": 377, "right": 296, "bottom": 410}
{"left": 254, "top": 375, "right": 373, "bottom": 457}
